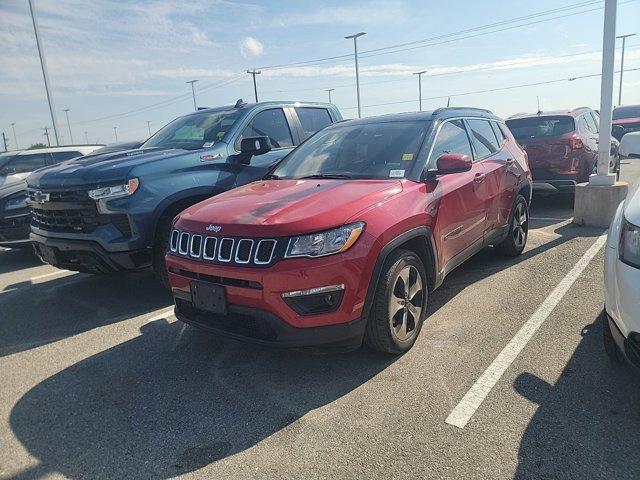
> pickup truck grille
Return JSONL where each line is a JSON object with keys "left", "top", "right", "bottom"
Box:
{"left": 169, "top": 229, "right": 282, "bottom": 267}
{"left": 28, "top": 189, "right": 132, "bottom": 237}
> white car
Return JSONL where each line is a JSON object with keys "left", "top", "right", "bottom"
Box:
{"left": 604, "top": 131, "right": 640, "bottom": 367}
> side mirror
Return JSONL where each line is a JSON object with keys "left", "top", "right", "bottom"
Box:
{"left": 619, "top": 131, "right": 640, "bottom": 158}
{"left": 240, "top": 136, "right": 272, "bottom": 157}
{"left": 436, "top": 153, "right": 473, "bottom": 174}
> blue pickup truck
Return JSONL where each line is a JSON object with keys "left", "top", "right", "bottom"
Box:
{"left": 27, "top": 100, "right": 342, "bottom": 285}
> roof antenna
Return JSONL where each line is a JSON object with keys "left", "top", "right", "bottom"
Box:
{"left": 234, "top": 98, "right": 246, "bottom": 108}
{"left": 446, "top": 96, "right": 451, "bottom": 107}
{"left": 536, "top": 96, "right": 542, "bottom": 114}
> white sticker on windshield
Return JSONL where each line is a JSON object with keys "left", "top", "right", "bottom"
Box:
{"left": 202, "top": 141, "right": 214, "bottom": 148}
{"left": 389, "top": 169, "right": 405, "bottom": 178}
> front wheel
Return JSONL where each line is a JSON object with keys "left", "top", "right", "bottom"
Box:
{"left": 364, "top": 249, "right": 428, "bottom": 355}
{"left": 495, "top": 194, "right": 529, "bottom": 257}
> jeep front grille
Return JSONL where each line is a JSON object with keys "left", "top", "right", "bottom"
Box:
{"left": 169, "top": 230, "right": 282, "bottom": 267}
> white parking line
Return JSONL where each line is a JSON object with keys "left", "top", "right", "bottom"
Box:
{"left": 445, "top": 233, "right": 607, "bottom": 429}
{"left": 30, "top": 270, "right": 74, "bottom": 282}
{"left": 529, "top": 217, "right": 572, "bottom": 222}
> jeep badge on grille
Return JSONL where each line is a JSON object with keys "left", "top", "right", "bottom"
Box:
{"left": 206, "top": 224, "right": 222, "bottom": 232}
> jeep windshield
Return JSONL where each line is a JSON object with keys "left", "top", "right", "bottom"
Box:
{"left": 141, "top": 109, "right": 242, "bottom": 151}
{"left": 271, "top": 121, "right": 427, "bottom": 180}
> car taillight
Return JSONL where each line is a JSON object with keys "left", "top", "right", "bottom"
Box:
{"left": 569, "top": 135, "right": 584, "bottom": 150}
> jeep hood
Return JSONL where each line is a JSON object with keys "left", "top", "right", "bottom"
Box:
{"left": 27, "top": 147, "right": 189, "bottom": 189}
{"left": 178, "top": 179, "right": 404, "bottom": 237}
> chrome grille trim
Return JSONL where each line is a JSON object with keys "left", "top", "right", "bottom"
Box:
{"left": 178, "top": 232, "right": 190, "bottom": 255}
{"left": 169, "top": 230, "right": 180, "bottom": 252}
{"left": 202, "top": 236, "right": 217, "bottom": 260}
{"left": 189, "top": 234, "right": 202, "bottom": 258}
{"left": 218, "top": 238, "right": 234, "bottom": 262}
{"left": 234, "top": 239, "right": 254, "bottom": 264}
{"left": 254, "top": 239, "right": 277, "bottom": 265}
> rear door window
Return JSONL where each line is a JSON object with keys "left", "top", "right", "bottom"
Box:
{"left": 491, "top": 122, "right": 507, "bottom": 147}
{"left": 6, "top": 153, "right": 49, "bottom": 173}
{"left": 583, "top": 113, "right": 598, "bottom": 134}
{"left": 466, "top": 119, "right": 500, "bottom": 159}
{"left": 295, "top": 107, "right": 333, "bottom": 141}
{"left": 429, "top": 119, "right": 473, "bottom": 166}
{"left": 239, "top": 108, "right": 294, "bottom": 149}
{"left": 51, "top": 151, "right": 82, "bottom": 164}
{"left": 589, "top": 111, "right": 600, "bottom": 132}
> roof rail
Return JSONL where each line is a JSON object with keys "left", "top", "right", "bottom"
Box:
{"left": 569, "top": 106, "right": 590, "bottom": 112}
{"left": 507, "top": 113, "right": 528, "bottom": 119}
{"left": 431, "top": 106, "right": 493, "bottom": 116}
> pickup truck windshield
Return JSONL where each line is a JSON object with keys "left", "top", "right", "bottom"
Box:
{"left": 272, "top": 121, "right": 427, "bottom": 180}
{"left": 141, "top": 110, "right": 242, "bottom": 151}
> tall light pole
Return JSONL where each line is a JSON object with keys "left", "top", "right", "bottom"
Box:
{"left": 616, "top": 33, "right": 636, "bottom": 106}
{"left": 10, "top": 123, "right": 18, "bottom": 149}
{"left": 345, "top": 32, "right": 366, "bottom": 118}
{"left": 413, "top": 70, "right": 427, "bottom": 112}
{"left": 146, "top": 120, "right": 151, "bottom": 136}
{"left": 186, "top": 80, "right": 198, "bottom": 110}
{"left": 246, "top": 69, "right": 261, "bottom": 102}
{"left": 113, "top": 126, "right": 118, "bottom": 142}
{"left": 325, "top": 88, "right": 335, "bottom": 103}
{"left": 28, "top": 0, "right": 60, "bottom": 146}
{"left": 41, "top": 127, "right": 50, "bottom": 146}
{"left": 84, "top": 131, "right": 89, "bottom": 143}
{"left": 63, "top": 108, "right": 74, "bottom": 144}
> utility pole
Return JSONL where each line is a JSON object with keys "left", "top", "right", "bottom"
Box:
{"left": 345, "top": 32, "right": 366, "bottom": 118}
{"left": 2, "top": 133, "right": 7, "bottom": 152}
{"left": 616, "top": 33, "right": 636, "bottom": 105}
{"left": 246, "top": 70, "right": 261, "bottom": 102}
{"left": 113, "top": 126, "right": 118, "bottom": 142}
{"left": 536, "top": 96, "right": 541, "bottom": 113}
{"left": 325, "top": 88, "right": 335, "bottom": 103}
{"left": 413, "top": 70, "right": 427, "bottom": 112}
{"left": 42, "top": 127, "right": 51, "bottom": 146}
{"left": 63, "top": 108, "right": 74, "bottom": 144}
{"left": 10, "top": 123, "right": 18, "bottom": 149}
{"left": 186, "top": 80, "right": 198, "bottom": 110}
{"left": 29, "top": 0, "right": 60, "bottom": 146}
{"left": 84, "top": 131, "right": 89, "bottom": 143}
{"left": 146, "top": 120, "right": 151, "bottom": 136}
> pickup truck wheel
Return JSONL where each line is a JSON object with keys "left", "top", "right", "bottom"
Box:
{"left": 495, "top": 194, "right": 528, "bottom": 257}
{"left": 364, "top": 249, "right": 427, "bottom": 355}
{"left": 153, "top": 215, "right": 172, "bottom": 290}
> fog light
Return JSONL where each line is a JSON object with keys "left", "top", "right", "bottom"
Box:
{"left": 282, "top": 284, "right": 345, "bottom": 315}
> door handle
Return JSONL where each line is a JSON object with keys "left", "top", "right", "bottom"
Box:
{"left": 474, "top": 173, "right": 486, "bottom": 183}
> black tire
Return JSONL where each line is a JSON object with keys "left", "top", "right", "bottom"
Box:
{"left": 153, "top": 214, "right": 173, "bottom": 290}
{"left": 364, "top": 249, "right": 428, "bottom": 355}
{"left": 495, "top": 194, "right": 529, "bottom": 257}
{"left": 602, "top": 310, "right": 624, "bottom": 364}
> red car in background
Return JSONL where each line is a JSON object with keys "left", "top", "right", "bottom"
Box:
{"left": 612, "top": 104, "right": 640, "bottom": 141}
{"left": 165, "top": 108, "right": 531, "bottom": 354}
{"left": 506, "top": 107, "right": 618, "bottom": 194}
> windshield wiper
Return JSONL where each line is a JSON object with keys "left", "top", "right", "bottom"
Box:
{"left": 300, "top": 174, "right": 352, "bottom": 179}
{"left": 263, "top": 174, "right": 280, "bottom": 180}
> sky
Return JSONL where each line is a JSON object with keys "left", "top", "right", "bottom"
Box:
{"left": 1, "top": 0, "right": 639, "bottom": 149}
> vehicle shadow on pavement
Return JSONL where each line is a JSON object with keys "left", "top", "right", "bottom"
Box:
{"left": 514, "top": 314, "right": 640, "bottom": 479}
{"left": 8, "top": 320, "right": 396, "bottom": 479}
{"left": 0, "top": 272, "right": 171, "bottom": 357}
{"left": 0, "top": 248, "right": 41, "bottom": 275}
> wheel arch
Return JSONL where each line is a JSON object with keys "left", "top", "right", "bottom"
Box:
{"left": 362, "top": 227, "right": 438, "bottom": 320}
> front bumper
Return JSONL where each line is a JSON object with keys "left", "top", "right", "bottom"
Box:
{"left": 605, "top": 311, "right": 640, "bottom": 370}
{"left": 0, "top": 212, "right": 31, "bottom": 247}
{"left": 31, "top": 232, "right": 152, "bottom": 273}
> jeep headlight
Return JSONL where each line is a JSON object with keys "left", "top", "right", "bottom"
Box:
{"left": 4, "top": 194, "right": 27, "bottom": 211}
{"left": 620, "top": 217, "right": 640, "bottom": 269}
{"left": 88, "top": 178, "right": 139, "bottom": 200}
{"left": 285, "top": 222, "right": 364, "bottom": 258}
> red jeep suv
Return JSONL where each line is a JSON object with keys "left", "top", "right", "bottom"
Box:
{"left": 166, "top": 108, "right": 532, "bottom": 354}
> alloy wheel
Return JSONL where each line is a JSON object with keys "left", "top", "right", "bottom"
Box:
{"left": 388, "top": 265, "right": 424, "bottom": 342}
{"left": 513, "top": 202, "right": 528, "bottom": 249}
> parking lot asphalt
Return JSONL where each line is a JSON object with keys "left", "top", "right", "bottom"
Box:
{"left": 1, "top": 162, "right": 640, "bottom": 480}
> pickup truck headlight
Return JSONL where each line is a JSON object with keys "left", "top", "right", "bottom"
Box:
{"left": 619, "top": 217, "right": 640, "bottom": 269}
{"left": 285, "top": 222, "right": 364, "bottom": 258}
{"left": 88, "top": 178, "right": 139, "bottom": 200}
{"left": 4, "top": 194, "right": 28, "bottom": 211}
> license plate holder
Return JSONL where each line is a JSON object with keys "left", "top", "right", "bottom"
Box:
{"left": 191, "top": 281, "right": 227, "bottom": 314}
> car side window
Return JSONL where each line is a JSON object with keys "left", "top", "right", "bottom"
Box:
{"left": 7, "top": 153, "right": 48, "bottom": 173}
{"left": 295, "top": 108, "right": 333, "bottom": 141}
{"left": 239, "top": 108, "right": 294, "bottom": 149}
{"left": 490, "top": 121, "right": 507, "bottom": 147}
{"left": 466, "top": 119, "right": 500, "bottom": 159}
{"left": 51, "top": 151, "right": 82, "bottom": 164}
{"left": 583, "top": 113, "right": 598, "bottom": 134}
{"left": 577, "top": 115, "right": 592, "bottom": 134}
{"left": 589, "top": 111, "right": 600, "bottom": 132}
{"left": 429, "top": 119, "right": 473, "bottom": 167}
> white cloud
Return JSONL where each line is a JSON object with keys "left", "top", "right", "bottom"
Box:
{"left": 240, "top": 37, "right": 264, "bottom": 58}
